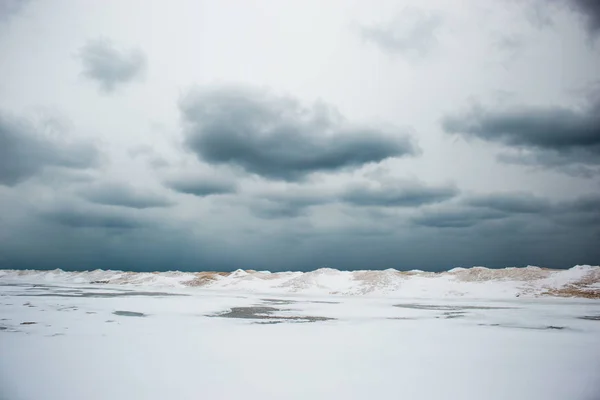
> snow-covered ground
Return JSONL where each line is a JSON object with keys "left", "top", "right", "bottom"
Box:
{"left": 1, "top": 269, "right": 600, "bottom": 400}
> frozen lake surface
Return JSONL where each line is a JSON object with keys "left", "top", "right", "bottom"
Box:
{"left": 1, "top": 279, "right": 600, "bottom": 400}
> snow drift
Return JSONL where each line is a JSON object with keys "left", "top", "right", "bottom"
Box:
{"left": 1, "top": 265, "right": 599, "bottom": 299}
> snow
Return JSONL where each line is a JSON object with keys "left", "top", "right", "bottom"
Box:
{"left": 1, "top": 276, "right": 600, "bottom": 400}
{"left": 1, "top": 265, "right": 598, "bottom": 298}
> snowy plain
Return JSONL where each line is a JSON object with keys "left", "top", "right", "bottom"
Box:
{"left": 1, "top": 267, "right": 600, "bottom": 400}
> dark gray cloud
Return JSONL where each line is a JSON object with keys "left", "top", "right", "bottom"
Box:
{"left": 412, "top": 208, "right": 507, "bottom": 228}
{"left": 1, "top": 189, "right": 599, "bottom": 271}
{"left": 564, "top": 193, "right": 600, "bottom": 212}
{"left": 0, "top": 111, "right": 99, "bottom": 186}
{"left": 565, "top": 0, "right": 600, "bottom": 36}
{"left": 249, "top": 200, "right": 317, "bottom": 219}
{"left": 248, "top": 192, "right": 328, "bottom": 219}
{"left": 442, "top": 104, "right": 600, "bottom": 149}
{"left": 466, "top": 192, "right": 552, "bottom": 214}
{"left": 358, "top": 8, "right": 442, "bottom": 56}
{"left": 179, "top": 85, "right": 418, "bottom": 181}
{"left": 341, "top": 182, "right": 457, "bottom": 207}
{"left": 413, "top": 191, "right": 600, "bottom": 234}
{"left": 553, "top": 194, "right": 600, "bottom": 227}
{"left": 412, "top": 192, "right": 554, "bottom": 229}
{"left": 81, "top": 183, "right": 173, "bottom": 209}
{"left": 43, "top": 206, "right": 147, "bottom": 229}
{"left": 442, "top": 97, "right": 600, "bottom": 175}
{"left": 79, "top": 39, "right": 146, "bottom": 92}
{"left": 166, "top": 176, "right": 237, "bottom": 197}
{"left": 518, "top": 0, "right": 600, "bottom": 34}
{"left": 243, "top": 181, "right": 456, "bottom": 220}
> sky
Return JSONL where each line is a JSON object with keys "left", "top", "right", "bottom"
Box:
{"left": 0, "top": 0, "right": 599, "bottom": 272}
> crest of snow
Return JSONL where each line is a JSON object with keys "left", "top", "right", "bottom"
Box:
{"left": 0, "top": 265, "right": 598, "bottom": 298}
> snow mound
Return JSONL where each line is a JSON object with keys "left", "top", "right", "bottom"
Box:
{"left": 1, "top": 265, "right": 599, "bottom": 299}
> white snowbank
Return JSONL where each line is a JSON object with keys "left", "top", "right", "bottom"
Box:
{"left": 1, "top": 265, "right": 598, "bottom": 298}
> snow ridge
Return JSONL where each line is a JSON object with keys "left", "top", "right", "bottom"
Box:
{"left": 1, "top": 265, "right": 599, "bottom": 299}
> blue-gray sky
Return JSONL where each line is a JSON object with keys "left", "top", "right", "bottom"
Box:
{"left": 0, "top": 0, "right": 599, "bottom": 272}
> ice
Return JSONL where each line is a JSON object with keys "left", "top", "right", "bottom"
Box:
{"left": 1, "top": 278, "right": 599, "bottom": 400}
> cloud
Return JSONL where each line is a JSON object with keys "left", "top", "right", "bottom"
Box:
{"left": 358, "top": 8, "right": 442, "bottom": 56}
{"left": 179, "top": 85, "right": 418, "bottom": 181}
{"left": 411, "top": 192, "right": 555, "bottom": 229}
{"left": 248, "top": 199, "right": 320, "bottom": 219}
{"left": 497, "top": 149, "right": 600, "bottom": 177}
{"left": 241, "top": 180, "right": 456, "bottom": 220}
{"left": 128, "top": 145, "right": 170, "bottom": 169}
{"left": 519, "top": 0, "right": 600, "bottom": 36}
{"left": 165, "top": 175, "right": 237, "bottom": 197}
{"left": 413, "top": 191, "right": 600, "bottom": 233}
{"left": 411, "top": 208, "right": 507, "bottom": 228}
{"left": 340, "top": 181, "right": 458, "bottom": 207}
{"left": 442, "top": 96, "right": 600, "bottom": 176}
{"left": 247, "top": 190, "right": 329, "bottom": 219}
{"left": 493, "top": 34, "right": 524, "bottom": 65}
{"left": 553, "top": 194, "right": 600, "bottom": 227}
{"left": 565, "top": 0, "right": 600, "bottom": 36}
{"left": 79, "top": 38, "right": 146, "bottom": 92}
{"left": 80, "top": 182, "right": 173, "bottom": 209}
{"left": 564, "top": 193, "right": 600, "bottom": 212}
{"left": 0, "top": 0, "right": 32, "bottom": 23}
{"left": 466, "top": 192, "right": 552, "bottom": 214}
{"left": 494, "top": 35, "right": 523, "bottom": 52}
{"left": 442, "top": 104, "right": 600, "bottom": 149}
{"left": 43, "top": 205, "right": 147, "bottom": 229}
{"left": 128, "top": 145, "right": 155, "bottom": 158}
{"left": 0, "top": 111, "right": 99, "bottom": 186}
{"left": 2, "top": 187, "right": 599, "bottom": 271}
{"left": 520, "top": 0, "right": 555, "bottom": 29}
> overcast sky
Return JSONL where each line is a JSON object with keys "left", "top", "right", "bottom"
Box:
{"left": 0, "top": 0, "right": 599, "bottom": 272}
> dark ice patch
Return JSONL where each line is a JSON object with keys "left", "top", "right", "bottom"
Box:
{"left": 478, "top": 323, "right": 566, "bottom": 330}
{"left": 18, "top": 291, "right": 186, "bottom": 298}
{"left": 437, "top": 311, "right": 467, "bottom": 319}
{"left": 578, "top": 315, "right": 600, "bottom": 321}
{"left": 112, "top": 311, "right": 146, "bottom": 317}
{"left": 394, "top": 303, "right": 515, "bottom": 311}
{"left": 261, "top": 299, "right": 297, "bottom": 305}
{"left": 211, "top": 306, "right": 334, "bottom": 323}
